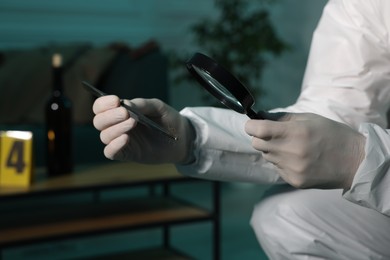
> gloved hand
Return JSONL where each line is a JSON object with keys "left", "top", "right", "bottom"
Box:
{"left": 93, "top": 96, "right": 195, "bottom": 164}
{"left": 245, "top": 112, "right": 366, "bottom": 189}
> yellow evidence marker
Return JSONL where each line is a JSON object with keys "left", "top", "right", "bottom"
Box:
{"left": 0, "top": 131, "right": 33, "bottom": 187}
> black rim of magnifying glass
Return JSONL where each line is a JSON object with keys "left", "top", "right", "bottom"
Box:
{"left": 186, "top": 52, "right": 259, "bottom": 119}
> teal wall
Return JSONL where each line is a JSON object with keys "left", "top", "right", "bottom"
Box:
{"left": 0, "top": 0, "right": 328, "bottom": 111}
{"left": 0, "top": 0, "right": 212, "bottom": 51}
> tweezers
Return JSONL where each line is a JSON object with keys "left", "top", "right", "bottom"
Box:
{"left": 82, "top": 81, "right": 178, "bottom": 141}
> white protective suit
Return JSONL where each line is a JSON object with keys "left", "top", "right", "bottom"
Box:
{"left": 176, "top": 0, "right": 390, "bottom": 259}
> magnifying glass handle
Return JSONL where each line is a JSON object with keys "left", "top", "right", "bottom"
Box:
{"left": 254, "top": 110, "right": 288, "bottom": 121}
{"left": 247, "top": 108, "right": 264, "bottom": 120}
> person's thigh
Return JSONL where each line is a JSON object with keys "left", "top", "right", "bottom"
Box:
{"left": 250, "top": 186, "right": 390, "bottom": 260}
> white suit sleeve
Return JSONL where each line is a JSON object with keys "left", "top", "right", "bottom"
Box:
{"left": 176, "top": 0, "right": 390, "bottom": 188}
{"left": 343, "top": 123, "right": 390, "bottom": 216}
{"left": 176, "top": 107, "right": 283, "bottom": 183}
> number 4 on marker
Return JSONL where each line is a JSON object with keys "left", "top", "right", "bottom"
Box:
{"left": 6, "top": 140, "right": 26, "bottom": 173}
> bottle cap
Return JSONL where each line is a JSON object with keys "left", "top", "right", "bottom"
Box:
{"left": 52, "top": 53, "right": 63, "bottom": 68}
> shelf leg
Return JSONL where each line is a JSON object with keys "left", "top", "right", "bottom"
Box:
{"left": 213, "top": 181, "right": 221, "bottom": 260}
{"left": 163, "top": 183, "right": 170, "bottom": 249}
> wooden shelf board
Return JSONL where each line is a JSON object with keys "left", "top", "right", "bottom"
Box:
{"left": 0, "top": 162, "right": 188, "bottom": 198}
{"left": 0, "top": 197, "right": 211, "bottom": 247}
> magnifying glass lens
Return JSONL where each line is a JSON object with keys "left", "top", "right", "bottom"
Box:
{"left": 193, "top": 66, "right": 243, "bottom": 110}
{"left": 187, "top": 52, "right": 265, "bottom": 119}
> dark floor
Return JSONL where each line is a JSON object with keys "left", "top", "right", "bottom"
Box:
{"left": 220, "top": 183, "right": 269, "bottom": 260}
{"left": 3, "top": 182, "right": 270, "bottom": 260}
{"left": 169, "top": 182, "right": 270, "bottom": 260}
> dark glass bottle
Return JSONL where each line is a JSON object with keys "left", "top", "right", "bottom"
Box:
{"left": 45, "top": 53, "right": 73, "bottom": 176}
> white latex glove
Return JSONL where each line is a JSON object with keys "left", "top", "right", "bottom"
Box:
{"left": 93, "top": 96, "right": 195, "bottom": 164}
{"left": 245, "top": 113, "right": 366, "bottom": 189}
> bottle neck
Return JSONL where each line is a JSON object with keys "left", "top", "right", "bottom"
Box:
{"left": 52, "top": 66, "right": 63, "bottom": 94}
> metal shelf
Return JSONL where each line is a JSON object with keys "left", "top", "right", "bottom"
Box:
{"left": 0, "top": 162, "right": 220, "bottom": 259}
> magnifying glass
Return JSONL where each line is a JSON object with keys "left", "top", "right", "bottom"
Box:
{"left": 186, "top": 52, "right": 265, "bottom": 120}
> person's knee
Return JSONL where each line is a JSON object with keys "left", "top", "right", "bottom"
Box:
{"left": 251, "top": 186, "right": 300, "bottom": 240}
{"left": 250, "top": 190, "right": 302, "bottom": 257}
{"left": 250, "top": 188, "right": 327, "bottom": 259}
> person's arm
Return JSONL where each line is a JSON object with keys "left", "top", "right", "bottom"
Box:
{"left": 176, "top": 107, "right": 284, "bottom": 184}
{"left": 281, "top": 0, "right": 390, "bottom": 129}
{"left": 344, "top": 123, "right": 390, "bottom": 216}
{"left": 177, "top": 0, "right": 390, "bottom": 183}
